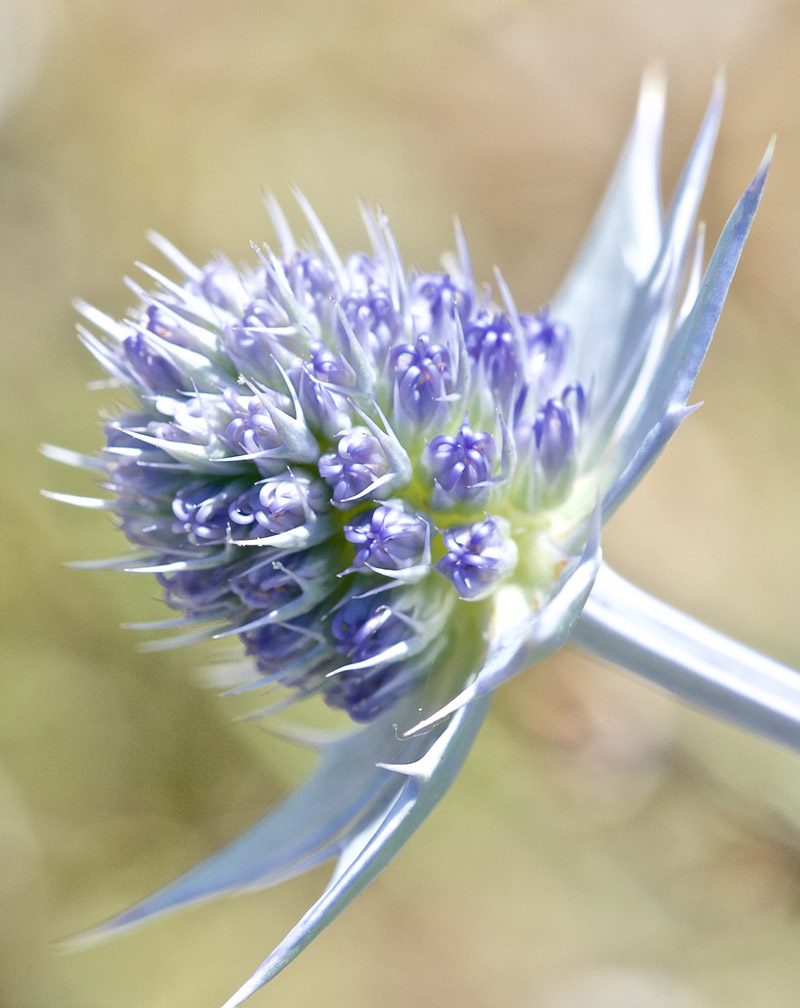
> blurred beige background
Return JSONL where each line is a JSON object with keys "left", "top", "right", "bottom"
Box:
{"left": 2, "top": 0, "right": 800, "bottom": 1005}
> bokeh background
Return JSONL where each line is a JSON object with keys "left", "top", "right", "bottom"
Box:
{"left": 3, "top": 0, "right": 800, "bottom": 1005}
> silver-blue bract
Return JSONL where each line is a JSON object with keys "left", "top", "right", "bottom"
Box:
{"left": 46, "top": 75, "right": 799, "bottom": 1007}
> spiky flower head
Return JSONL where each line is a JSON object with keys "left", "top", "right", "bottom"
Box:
{"left": 57, "top": 172, "right": 612, "bottom": 726}
{"left": 47, "top": 76, "right": 800, "bottom": 1007}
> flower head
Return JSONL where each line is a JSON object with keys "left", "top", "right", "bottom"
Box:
{"left": 46, "top": 75, "right": 800, "bottom": 1007}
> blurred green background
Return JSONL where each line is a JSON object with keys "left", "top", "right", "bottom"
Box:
{"left": 3, "top": 0, "right": 800, "bottom": 1005}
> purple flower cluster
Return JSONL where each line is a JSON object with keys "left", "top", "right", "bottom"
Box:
{"left": 63, "top": 203, "right": 586, "bottom": 722}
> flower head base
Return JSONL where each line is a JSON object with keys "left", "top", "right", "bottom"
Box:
{"left": 48, "top": 76, "right": 800, "bottom": 1008}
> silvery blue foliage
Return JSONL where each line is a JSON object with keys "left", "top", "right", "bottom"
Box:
{"left": 45, "top": 74, "right": 800, "bottom": 1007}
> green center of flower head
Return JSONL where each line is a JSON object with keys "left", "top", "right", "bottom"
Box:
{"left": 91, "top": 204, "right": 592, "bottom": 722}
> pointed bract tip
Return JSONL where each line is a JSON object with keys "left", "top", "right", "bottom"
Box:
{"left": 761, "top": 134, "right": 777, "bottom": 172}
{"left": 375, "top": 759, "right": 424, "bottom": 779}
{"left": 742, "top": 135, "right": 775, "bottom": 204}
{"left": 710, "top": 67, "right": 727, "bottom": 103}
{"left": 637, "top": 64, "right": 667, "bottom": 118}
{"left": 401, "top": 684, "right": 478, "bottom": 738}
{"left": 144, "top": 231, "right": 202, "bottom": 280}
{"left": 56, "top": 909, "right": 145, "bottom": 953}
{"left": 640, "top": 62, "right": 667, "bottom": 92}
{"left": 263, "top": 191, "right": 296, "bottom": 254}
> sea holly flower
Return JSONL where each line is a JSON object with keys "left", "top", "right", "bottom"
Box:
{"left": 44, "top": 74, "right": 800, "bottom": 1007}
